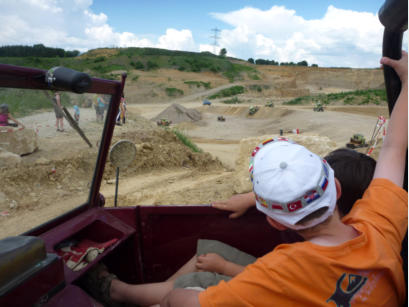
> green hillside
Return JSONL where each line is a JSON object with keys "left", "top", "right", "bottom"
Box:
{"left": 283, "top": 89, "right": 387, "bottom": 106}
{"left": 0, "top": 47, "right": 259, "bottom": 82}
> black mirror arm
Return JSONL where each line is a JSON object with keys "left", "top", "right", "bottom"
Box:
{"left": 382, "top": 30, "right": 403, "bottom": 114}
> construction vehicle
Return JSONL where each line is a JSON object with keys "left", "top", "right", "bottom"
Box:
{"left": 313, "top": 102, "right": 324, "bottom": 112}
{"left": 266, "top": 101, "right": 274, "bottom": 108}
{"left": 346, "top": 133, "right": 368, "bottom": 149}
{"left": 249, "top": 106, "right": 259, "bottom": 115}
{"left": 157, "top": 118, "right": 172, "bottom": 126}
{"left": 217, "top": 115, "right": 226, "bottom": 122}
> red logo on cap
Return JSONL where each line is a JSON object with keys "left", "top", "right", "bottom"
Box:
{"left": 271, "top": 204, "right": 283, "bottom": 210}
{"left": 287, "top": 200, "right": 302, "bottom": 212}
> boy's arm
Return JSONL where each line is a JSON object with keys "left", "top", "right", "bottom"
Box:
{"left": 212, "top": 192, "right": 256, "bottom": 218}
{"left": 161, "top": 288, "right": 200, "bottom": 307}
{"left": 374, "top": 51, "right": 408, "bottom": 187}
{"left": 8, "top": 114, "right": 25, "bottom": 128}
{"left": 196, "top": 253, "right": 245, "bottom": 277}
{"left": 56, "top": 94, "right": 62, "bottom": 107}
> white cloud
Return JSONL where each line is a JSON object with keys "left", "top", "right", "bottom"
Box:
{"left": 156, "top": 29, "right": 196, "bottom": 51}
{"left": 0, "top": 1, "right": 406, "bottom": 67}
{"left": 212, "top": 5, "right": 393, "bottom": 67}
{"left": 0, "top": 0, "right": 195, "bottom": 53}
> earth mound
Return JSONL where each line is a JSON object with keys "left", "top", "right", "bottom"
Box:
{"left": 151, "top": 103, "right": 202, "bottom": 124}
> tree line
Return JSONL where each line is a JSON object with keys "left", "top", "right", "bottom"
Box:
{"left": 0, "top": 44, "right": 80, "bottom": 57}
{"left": 248, "top": 58, "right": 318, "bottom": 67}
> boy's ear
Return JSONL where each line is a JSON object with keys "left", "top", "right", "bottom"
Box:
{"left": 266, "top": 216, "right": 288, "bottom": 231}
{"left": 335, "top": 178, "right": 342, "bottom": 201}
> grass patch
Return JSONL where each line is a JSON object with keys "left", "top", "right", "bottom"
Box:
{"left": 249, "top": 85, "right": 263, "bottom": 92}
{"left": 208, "top": 86, "right": 245, "bottom": 99}
{"left": 0, "top": 88, "right": 71, "bottom": 117}
{"left": 165, "top": 87, "right": 184, "bottom": 97}
{"left": 184, "top": 81, "right": 211, "bottom": 89}
{"left": 249, "top": 74, "right": 261, "bottom": 80}
{"left": 222, "top": 97, "right": 242, "bottom": 104}
{"left": 283, "top": 89, "right": 387, "bottom": 106}
{"left": 172, "top": 129, "right": 202, "bottom": 153}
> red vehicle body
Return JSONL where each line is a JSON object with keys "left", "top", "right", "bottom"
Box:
{"left": 0, "top": 0, "right": 406, "bottom": 306}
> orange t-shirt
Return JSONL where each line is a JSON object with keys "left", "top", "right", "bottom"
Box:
{"left": 199, "top": 178, "right": 408, "bottom": 306}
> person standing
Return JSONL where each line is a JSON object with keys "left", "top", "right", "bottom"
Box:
{"left": 116, "top": 94, "right": 126, "bottom": 125}
{"left": 53, "top": 92, "right": 64, "bottom": 132}
{"left": 73, "top": 105, "right": 80, "bottom": 123}
{"left": 95, "top": 95, "right": 107, "bottom": 123}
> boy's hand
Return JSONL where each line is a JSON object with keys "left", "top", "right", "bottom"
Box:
{"left": 196, "top": 253, "right": 226, "bottom": 274}
{"left": 380, "top": 50, "right": 408, "bottom": 85}
{"left": 212, "top": 192, "right": 256, "bottom": 219}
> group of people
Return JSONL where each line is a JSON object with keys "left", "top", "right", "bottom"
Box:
{"left": 1, "top": 91, "right": 127, "bottom": 134}
{"left": 81, "top": 52, "right": 408, "bottom": 306}
{"left": 93, "top": 94, "right": 126, "bottom": 125}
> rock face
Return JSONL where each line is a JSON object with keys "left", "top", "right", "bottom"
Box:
{"left": 0, "top": 127, "right": 39, "bottom": 156}
{"left": 0, "top": 147, "right": 22, "bottom": 168}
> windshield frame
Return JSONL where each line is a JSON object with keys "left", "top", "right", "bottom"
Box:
{"left": 0, "top": 63, "right": 126, "bottom": 236}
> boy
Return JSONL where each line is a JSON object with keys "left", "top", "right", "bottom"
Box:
{"left": 82, "top": 147, "right": 378, "bottom": 307}
{"left": 161, "top": 52, "right": 408, "bottom": 306}
{"left": 81, "top": 147, "right": 379, "bottom": 306}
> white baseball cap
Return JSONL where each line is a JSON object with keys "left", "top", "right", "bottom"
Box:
{"left": 249, "top": 138, "right": 337, "bottom": 230}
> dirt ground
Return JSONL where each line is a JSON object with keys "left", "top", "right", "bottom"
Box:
{"left": 0, "top": 71, "right": 388, "bottom": 238}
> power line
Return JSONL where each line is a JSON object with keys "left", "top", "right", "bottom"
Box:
{"left": 210, "top": 28, "right": 220, "bottom": 54}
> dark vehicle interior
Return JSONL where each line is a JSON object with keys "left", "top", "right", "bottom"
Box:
{"left": 0, "top": 0, "right": 407, "bottom": 306}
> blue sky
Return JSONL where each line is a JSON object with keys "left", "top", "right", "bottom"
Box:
{"left": 0, "top": 0, "right": 406, "bottom": 68}
{"left": 90, "top": 0, "right": 384, "bottom": 33}
{"left": 90, "top": 0, "right": 385, "bottom": 47}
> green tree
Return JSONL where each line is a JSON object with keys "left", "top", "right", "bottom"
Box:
{"left": 219, "top": 48, "right": 227, "bottom": 57}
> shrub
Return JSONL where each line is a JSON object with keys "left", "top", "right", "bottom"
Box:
{"left": 208, "top": 86, "right": 245, "bottom": 99}
{"left": 94, "top": 56, "right": 105, "bottom": 63}
{"left": 184, "top": 81, "right": 211, "bottom": 89}
{"left": 146, "top": 60, "right": 159, "bottom": 70}
{"left": 222, "top": 97, "right": 242, "bottom": 104}
{"left": 165, "top": 87, "right": 184, "bottom": 97}
{"left": 131, "top": 60, "right": 144, "bottom": 70}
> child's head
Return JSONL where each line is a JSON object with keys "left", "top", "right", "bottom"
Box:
{"left": 249, "top": 138, "right": 337, "bottom": 230}
{"left": 0, "top": 104, "right": 9, "bottom": 114}
{"left": 324, "top": 148, "right": 376, "bottom": 216}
